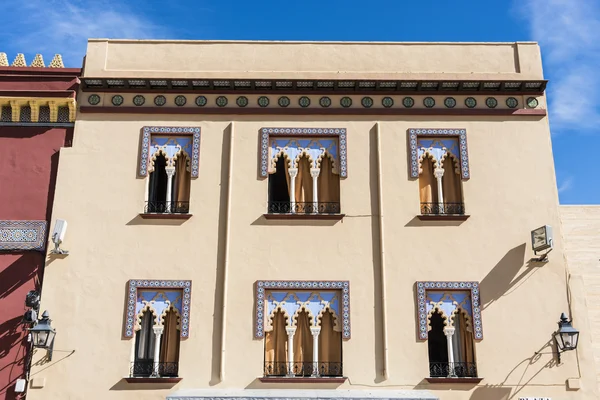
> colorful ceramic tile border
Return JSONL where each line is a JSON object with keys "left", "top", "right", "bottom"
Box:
{"left": 0, "top": 220, "right": 47, "bottom": 251}
{"left": 260, "top": 128, "right": 347, "bottom": 179}
{"left": 124, "top": 279, "right": 192, "bottom": 339}
{"left": 138, "top": 126, "right": 201, "bottom": 178}
{"left": 254, "top": 280, "right": 351, "bottom": 340}
{"left": 416, "top": 281, "right": 482, "bottom": 340}
{"left": 408, "top": 129, "right": 470, "bottom": 180}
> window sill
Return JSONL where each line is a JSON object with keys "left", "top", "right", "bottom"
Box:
{"left": 263, "top": 213, "right": 345, "bottom": 221}
{"left": 259, "top": 377, "right": 347, "bottom": 383}
{"left": 124, "top": 377, "right": 182, "bottom": 384}
{"left": 425, "top": 377, "right": 482, "bottom": 384}
{"left": 417, "top": 214, "right": 470, "bottom": 221}
{"left": 139, "top": 213, "right": 192, "bottom": 220}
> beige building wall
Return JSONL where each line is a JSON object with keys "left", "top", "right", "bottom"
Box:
{"left": 561, "top": 206, "right": 600, "bottom": 392}
{"left": 27, "top": 40, "right": 598, "bottom": 400}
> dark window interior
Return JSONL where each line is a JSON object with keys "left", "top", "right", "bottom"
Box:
{"left": 268, "top": 157, "right": 290, "bottom": 203}
{"left": 428, "top": 311, "right": 448, "bottom": 363}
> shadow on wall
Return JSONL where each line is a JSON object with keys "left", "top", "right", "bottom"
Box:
{"left": 469, "top": 386, "right": 512, "bottom": 400}
{"left": 0, "top": 253, "right": 41, "bottom": 300}
{"left": 479, "top": 243, "right": 540, "bottom": 310}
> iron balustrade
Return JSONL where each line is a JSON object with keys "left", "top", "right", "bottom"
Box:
{"left": 144, "top": 201, "right": 190, "bottom": 214}
{"left": 267, "top": 201, "right": 341, "bottom": 215}
{"left": 420, "top": 202, "right": 465, "bottom": 216}
{"left": 264, "top": 361, "right": 343, "bottom": 377}
{"left": 130, "top": 361, "right": 179, "bottom": 378}
{"left": 429, "top": 362, "right": 478, "bottom": 378}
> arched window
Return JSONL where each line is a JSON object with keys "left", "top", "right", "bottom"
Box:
{"left": 264, "top": 310, "right": 289, "bottom": 376}
{"left": 261, "top": 285, "right": 348, "bottom": 379}
{"left": 266, "top": 135, "right": 343, "bottom": 215}
{"left": 159, "top": 309, "right": 181, "bottom": 377}
{"left": 427, "top": 309, "right": 477, "bottom": 378}
{"left": 318, "top": 310, "right": 342, "bottom": 376}
{"left": 148, "top": 155, "right": 168, "bottom": 213}
{"left": 133, "top": 310, "right": 156, "bottom": 377}
{"left": 144, "top": 133, "right": 197, "bottom": 215}
{"left": 442, "top": 156, "right": 463, "bottom": 213}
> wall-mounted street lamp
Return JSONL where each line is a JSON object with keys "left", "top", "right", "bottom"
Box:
{"left": 554, "top": 313, "right": 579, "bottom": 363}
{"left": 28, "top": 311, "right": 56, "bottom": 361}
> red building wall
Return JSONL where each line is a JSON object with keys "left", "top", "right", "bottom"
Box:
{"left": 0, "top": 61, "right": 79, "bottom": 400}
{"left": 0, "top": 127, "right": 71, "bottom": 400}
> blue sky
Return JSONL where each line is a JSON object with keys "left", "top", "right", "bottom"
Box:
{"left": 2, "top": 0, "right": 598, "bottom": 204}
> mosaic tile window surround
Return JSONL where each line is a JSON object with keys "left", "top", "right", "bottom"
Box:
{"left": 260, "top": 128, "right": 347, "bottom": 178}
{"left": 0, "top": 220, "right": 47, "bottom": 251}
{"left": 124, "top": 279, "right": 192, "bottom": 338}
{"left": 416, "top": 281, "right": 482, "bottom": 340}
{"left": 138, "top": 126, "right": 201, "bottom": 178}
{"left": 254, "top": 280, "right": 351, "bottom": 340}
{"left": 408, "top": 128, "right": 470, "bottom": 180}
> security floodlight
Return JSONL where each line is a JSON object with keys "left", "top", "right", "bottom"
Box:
{"left": 51, "top": 219, "right": 68, "bottom": 254}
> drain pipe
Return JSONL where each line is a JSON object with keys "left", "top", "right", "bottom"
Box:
{"left": 375, "top": 122, "right": 389, "bottom": 380}
{"left": 220, "top": 122, "right": 235, "bottom": 381}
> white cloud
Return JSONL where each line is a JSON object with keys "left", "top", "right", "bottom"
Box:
{"left": 2, "top": 0, "right": 172, "bottom": 67}
{"left": 557, "top": 176, "right": 574, "bottom": 194}
{"left": 516, "top": 0, "right": 600, "bottom": 133}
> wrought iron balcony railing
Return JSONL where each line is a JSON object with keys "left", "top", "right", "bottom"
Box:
{"left": 429, "top": 362, "right": 478, "bottom": 378}
{"left": 144, "top": 201, "right": 190, "bottom": 214}
{"left": 420, "top": 202, "right": 465, "bottom": 216}
{"left": 264, "top": 361, "right": 343, "bottom": 377}
{"left": 130, "top": 360, "right": 179, "bottom": 378}
{"left": 267, "top": 201, "right": 341, "bottom": 215}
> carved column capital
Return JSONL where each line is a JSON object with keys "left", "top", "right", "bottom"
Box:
{"left": 434, "top": 167, "right": 445, "bottom": 179}
{"left": 285, "top": 326, "right": 297, "bottom": 336}
{"left": 310, "top": 327, "right": 322, "bottom": 336}
{"left": 153, "top": 325, "right": 164, "bottom": 335}
{"left": 288, "top": 168, "right": 298, "bottom": 179}
{"left": 443, "top": 326, "right": 455, "bottom": 336}
{"left": 310, "top": 168, "right": 321, "bottom": 178}
{"left": 165, "top": 166, "right": 176, "bottom": 177}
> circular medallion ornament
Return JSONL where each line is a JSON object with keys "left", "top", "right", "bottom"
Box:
{"left": 88, "top": 94, "right": 101, "bottom": 105}
{"left": 174, "top": 95, "right": 187, "bottom": 106}
{"left": 423, "top": 97, "right": 435, "bottom": 108}
{"left": 258, "top": 96, "right": 270, "bottom": 107}
{"left": 236, "top": 96, "right": 248, "bottom": 107}
{"left": 444, "top": 97, "right": 457, "bottom": 108}
{"left": 299, "top": 96, "right": 311, "bottom": 107}
{"left": 195, "top": 96, "right": 207, "bottom": 106}
{"left": 506, "top": 97, "right": 519, "bottom": 108}
{"left": 133, "top": 95, "right": 145, "bottom": 106}
{"left": 527, "top": 97, "right": 539, "bottom": 108}
{"left": 485, "top": 97, "right": 498, "bottom": 108}
{"left": 340, "top": 97, "right": 352, "bottom": 108}
{"left": 361, "top": 97, "right": 374, "bottom": 108}
{"left": 154, "top": 95, "right": 166, "bottom": 106}
{"left": 403, "top": 97, "right": 415, "bottom": 108}
{"left": 319, "top": 97, "right": 332, "bottom": 107}
{"left": 465, "top": 97, "right": 477, "bottom": 108}
{"left": 216, "top": 96, "right": 228, "bottom": 107}
{"left": 111, "top": 95, "right": 124, "bottom": 106}
{"left": 382, "top": 97, "right": 394, "bottom": 108}
{"left": 278, "top": 96, "right": 290, "bottom": 107}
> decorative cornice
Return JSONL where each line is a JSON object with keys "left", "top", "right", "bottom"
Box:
{"left": 0, "top": 97, "right": 76, "bottom": 123}
{"left": 0, "top": 53, "right": 65, "bottom": 68}
{"left": 0, "top": 220, "right": 47, "bottom": 251}
{"left": 81, "top": 78, "right": 547, "bottom": 95}
{"left": 80, "top": 93, "right": 545, "bottom": 118}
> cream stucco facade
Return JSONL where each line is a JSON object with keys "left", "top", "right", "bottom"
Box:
{"left": 27, "top": 40, "right": 598, "bottom": 400}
